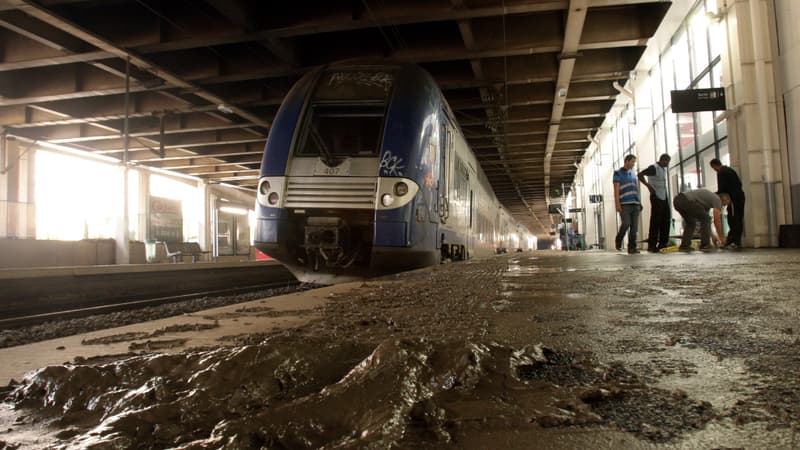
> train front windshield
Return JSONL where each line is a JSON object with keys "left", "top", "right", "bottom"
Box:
{"left": 296, "top": 69, "right": 396, "bottom": 160}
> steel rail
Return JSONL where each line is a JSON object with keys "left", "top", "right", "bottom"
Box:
{"left": 0, "top": 280, "right": 300, "bottom": 329}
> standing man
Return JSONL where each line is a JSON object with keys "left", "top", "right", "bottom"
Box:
{"left": 613, "top": 154, "right": 641, "bottom": 254}
{"left": 673, "top": 188, "right": 728, "bottom": 252}
{"left": 710, "top": 159, "right": 745, "bottom": 249}
{"left": 638, "top": 153, "right": 671, "bottom": 253}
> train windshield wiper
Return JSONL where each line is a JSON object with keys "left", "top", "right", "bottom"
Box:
{"left": 310, "top": 124, "right": 337, "bottom": 166}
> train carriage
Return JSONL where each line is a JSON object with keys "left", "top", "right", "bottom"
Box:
{"left": 254, "top": 64, "right": 531, "bottom": 283}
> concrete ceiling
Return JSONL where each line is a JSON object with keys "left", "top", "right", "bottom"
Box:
{"left": 0, "top": 0, "right": 670, "bottom": 236}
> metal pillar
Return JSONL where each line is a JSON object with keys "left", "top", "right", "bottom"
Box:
{"left": 748, "top": 0, "right": 778, "bottom": 246}
{"left": 116, "top": 57, "right": 132, "bottom": 264}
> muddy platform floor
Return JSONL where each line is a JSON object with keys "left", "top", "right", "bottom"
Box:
{"left": 1, "top": 249, "right": 800, "bottom": 449}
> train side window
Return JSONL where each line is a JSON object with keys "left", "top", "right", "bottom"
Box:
{"left": 469, "top": 190, "right": 473, "bottom": 228}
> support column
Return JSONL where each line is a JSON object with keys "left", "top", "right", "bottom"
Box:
{"left": 0, "top": 136, "right": 36, "bottom": 239}
{"left": 774, "top": 0, "right": 800, "bottom": 223}
{"left": 721, "top": 0, "right": 785, "bottom": 247}
{"left": 197, "top": 180, "right": 210, "bottom": 251}
{"left": 0, "top": 134, "right": 8, "bottom": 238}
{"left": 138, "top": 170, "right": 150, "bottom": 240}
{"left": 115, "top": 165, "right": 131, "bottom": 264}
{"left": 116, "top": 56, "right": 132, "bottom": 264}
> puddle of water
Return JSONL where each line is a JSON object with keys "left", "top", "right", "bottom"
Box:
{"left": 491, "top": 299, "right": 515, "bottom": 311}
{"left": 505, "top": 265, "right": 544, "bottom": 273}
{"left": 620, "top": 347, "right": 752, "bottom": 410}
{"left": 505, "top": 264, "right": 581, "bottom": 273}
{"left": 638, "top": 315, "right": 690, "bottom": 324}
{"left": 497, "top": 289, "right": 574, "bottom": 302}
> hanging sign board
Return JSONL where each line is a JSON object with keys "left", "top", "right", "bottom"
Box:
{"left": 670, "top": 88, "right": 726, "bottom": 113}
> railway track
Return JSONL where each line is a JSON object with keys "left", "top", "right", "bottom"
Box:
{"left": 0, "top": 280, "right": 300, "bottom": 329}
{"left": 0, "top": 262, "right": 300, "bottom": 332}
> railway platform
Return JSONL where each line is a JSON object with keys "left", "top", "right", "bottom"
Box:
{"left": 1, "top": 249, "right": 800, "bottom": 449}
{"left": 0, "top": 261, "right": 295, "bottom": 325}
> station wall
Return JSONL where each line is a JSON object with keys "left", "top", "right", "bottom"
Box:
{"left": 575, "top": 0, "right": 797, "bottom": 249}
{"left": 0, "top": 238, "right": 116, "bottom": 268}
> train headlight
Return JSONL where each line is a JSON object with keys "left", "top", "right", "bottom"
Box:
{"left": 394, "top": 182, "right": 408, "bottom": 196}
{"left": 259, "top": 180, "right": 271, "bottom": 195}
{"left": 377, "top": 178, "right": 418, "bottom": 210}
{"left": 268, "top": 192, "right": 280, "bottom": 205}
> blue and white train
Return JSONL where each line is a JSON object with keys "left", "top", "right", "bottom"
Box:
{"left": 254, "top": 64, "right": 534, "bottom": 283}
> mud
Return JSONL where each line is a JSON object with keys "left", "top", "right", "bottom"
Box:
{"left": 81, "top": 323, "right": 219, "bottom": 346}
{"left": 2, "top": 250, "right": 800, "bottom": 448}
{"left": 0, "top": 284, "right": 315, "bottom": 349}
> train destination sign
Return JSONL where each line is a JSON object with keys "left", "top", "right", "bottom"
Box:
{"left": 670, "top": 88, "right": 726, "bottom": 113}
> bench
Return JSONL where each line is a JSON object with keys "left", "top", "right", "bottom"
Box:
{"left": 163, "top": 242, "right": 211, "bottom": 263}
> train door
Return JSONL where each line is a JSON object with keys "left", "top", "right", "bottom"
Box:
{"left": 438, "top": 117, "right": 452, "bottom": 225}
{"left": 468, "top": 189, "right": 473, "bottom": 257}
{"left": 454, "top": 159, "right": 469, "bottom": 230}
{"left": 435, "top": 119, "right": 446, "bottom": 225}
{"left": 494, "top": 211, "right": 500, "bottom": 246}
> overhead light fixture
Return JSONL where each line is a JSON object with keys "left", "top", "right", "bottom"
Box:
{"left": 217, "top": 104, "right": 234, "bottom": 114}
{"left": 220, "top": 206, "right": 249, "bottom": 215}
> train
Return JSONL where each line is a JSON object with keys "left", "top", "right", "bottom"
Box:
{"left": 254, "top": 63, "right": 534, "bottom": 284}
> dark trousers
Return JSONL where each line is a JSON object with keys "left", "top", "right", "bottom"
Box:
{"left": 673, "top": 193, "right": 711, "bottom": 248}
{"left": 615, "top": 203, "right": 640, "bottom": 250}
{"left": 727, "top": 191, "right": 745, "bottom": 246}
{"left": 647, "top": 196, "right": 671, "bottom": 251}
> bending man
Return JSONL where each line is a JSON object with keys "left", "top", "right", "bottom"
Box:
{"left": 673, "top": 188, "right": 728, "bottom": 252}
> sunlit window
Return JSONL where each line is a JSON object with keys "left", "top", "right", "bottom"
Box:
{"left": 689, "top": 9, "right": 710, "bottom": 77}
{"left": 708, "top": 0, "right": 724, "bottom": 60}
{"left": 677, "top": 112, "right": 696, "bottom": 155}
{"left": 665, "top": 111, "right": 679, "bottom": 160}
{"left": 674, "top": 32, "right": 691, "bottom": 89}
{"left": 681, "top": 156, "right": 699, "bottom": 191}
{"left": 650, "top": 67, "right": 664, "bottom": 114}
{"left": 150, "top": 174, "right": 201, "bottom": 242}
{"left": 36, "top": 150, "right": 132, "bottom": 240}
{"left": 661, "top": 48, "right": 674, "bottom": 105}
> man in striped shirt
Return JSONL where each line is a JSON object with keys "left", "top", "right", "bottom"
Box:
{"left": 613, "top": 154, "right": 641, "bottom": 254}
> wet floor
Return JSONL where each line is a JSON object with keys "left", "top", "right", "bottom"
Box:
{"left": 1, "top": 249, "right": 800, "bottom": 449}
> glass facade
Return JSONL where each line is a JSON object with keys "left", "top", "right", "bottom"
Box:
{"left": 651, "top": 0, "right": 728, "bottom": 192}
{"left": 585, "top": 0, "right": 732, "bottom": 247}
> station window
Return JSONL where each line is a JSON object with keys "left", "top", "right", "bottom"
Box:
{"left": 215, "top": 203, "right": 251, "bottom": 256}
{"left": 699, "top": 147, "right": 718, "bottom": 190}
{"left": 35, "top": 150, "right": 133, "bottom": 241}
{"left": 150, "top": 174, "right": 202, "bottom": 243}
